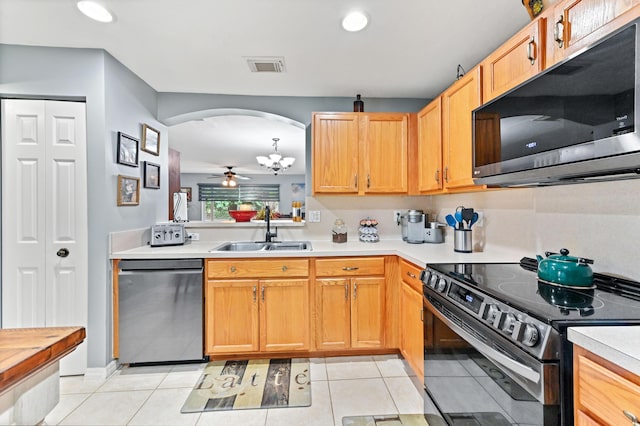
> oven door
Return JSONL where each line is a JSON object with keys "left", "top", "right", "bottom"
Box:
{"left": 423, "top": 293, "right": 560, "bottom": 426}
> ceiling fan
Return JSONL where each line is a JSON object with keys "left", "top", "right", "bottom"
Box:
{"left": 208, "top": 166, "right": 251, "bottom": 186}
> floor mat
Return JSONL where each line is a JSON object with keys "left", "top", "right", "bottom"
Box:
{"left": 181, "top": 358, "right": 311, "bottom": 413}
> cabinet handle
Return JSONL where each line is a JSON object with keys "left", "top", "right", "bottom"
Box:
{"left": 527, "top": 36, "right": 536, "bottom": 65}
{"left": 353, "top": 282, "right": 357, "bottom": 299}
{"left": 230, "top": 266, "right": 237, "bottom": 273}
{"left": 434, "top": 169, "right": 440, "bottom": 183}
{"left": 342, "top": 266, "right": 359, "bottom": 271}
{"left": 261, "top": 286, "right": 265, "bottom": 302}
{"left": 282, "top": 265, "right": 288, "bottom": 272}
{"left": 354, "top": 174, "right": 358, "bottom": 189}
{"left": 345, "top": 284, "right": 349, "bottom": 301}
{"left": 624, "top": 410, "right": 640, "bottom": 426}
{"left": 444, "top": 166, "right": 449, "bottom": 183}
{"left": 406, "top": 271, "right": 417, "bottom": 279}
{"left": 253, "top": 286, "right": 257, "bottom": 302}
{"left": 367, "top": 174, "right": 371, "bottom": 188}
{"left": 554, "top": 15, "right": 564, "bottom": 48}
{"left": 420, "top": 308, "right": 424, "bottom": 322}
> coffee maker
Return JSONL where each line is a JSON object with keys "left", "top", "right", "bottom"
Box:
{"left": 400, "top": 210, "right": 427, "bottom": 243}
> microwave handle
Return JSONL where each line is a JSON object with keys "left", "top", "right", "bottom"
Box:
{"left": 427, "top": 301, "right": 541, "bottom": 383}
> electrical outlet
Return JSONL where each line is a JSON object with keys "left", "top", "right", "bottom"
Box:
{"left": 474, "top": 211, "right": 484, "bottom": 227}
{"left": 393, "top": 210, "right": 402, "bottom": 224}
{"left": 187, "top": 232, "right": 200, "bottom": 241}
{"left": 307, "top": 210, "right": 321, "bottom": 223}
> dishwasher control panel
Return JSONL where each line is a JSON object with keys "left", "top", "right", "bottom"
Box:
{"left": 151, "top": 224, "right": 186, "bottom": 247}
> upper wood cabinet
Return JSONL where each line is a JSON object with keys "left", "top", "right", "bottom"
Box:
{"left": 546, "top": 0, "right": 640, "bottom": 68}
{"left": 482, "top": 18, "right": 545, "bottom": 102}
{"left": 312, "top": 112, "right": 409, "bottom": 195}
{"left": 416, "top": 97, "right": 443, "bottom": 194}
{"left": 442, "top": 66, "right": 485, "bottom": 191}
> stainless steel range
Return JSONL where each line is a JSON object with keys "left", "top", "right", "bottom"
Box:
{"left": 421, "top": 259, "right": 640, "bottom": 426}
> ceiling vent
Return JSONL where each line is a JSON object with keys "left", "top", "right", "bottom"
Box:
{"left": 245, "top": 56, "right": 286, "bottom": 73}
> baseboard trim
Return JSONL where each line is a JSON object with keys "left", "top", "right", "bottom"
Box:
{"left": 84, "top": 360, "right": 118, "bottom": 379}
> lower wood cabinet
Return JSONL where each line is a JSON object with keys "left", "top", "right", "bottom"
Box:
{"left": 205, "top": 259, "right": 310, "bottom": 355}
{"left": 399, "top": 260, "right": 424, "bottom": 380}
{"left": 574, "top": 345, "right": 640, "bottom": 425}
{"left": 315, "top": 257, "right": 386, "bottom": 351}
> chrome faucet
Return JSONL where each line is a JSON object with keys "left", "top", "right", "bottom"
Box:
{"left": 264, "top": 206, "right": 278, "bottom": 242}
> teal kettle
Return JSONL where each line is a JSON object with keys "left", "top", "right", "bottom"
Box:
{"left": 536, "top": 248, "right": 594, "bottom": 288}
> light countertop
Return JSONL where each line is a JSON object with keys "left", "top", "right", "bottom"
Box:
{"left": 110, "top": 238, "right": 530, "bottom": 266}
{"left": 568, "top": 326, "right": 640, "bottom": 377}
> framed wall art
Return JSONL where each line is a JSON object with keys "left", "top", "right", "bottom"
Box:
{"left": 180, "top": 186, "right": 192, "bottom": 202}
{"left": 141, "top": 124, "right": 160, "bottom": 156}
{"left": 116, "top": 132, "right": 139, "bottom": 167}
{"left": 117, "top": 175, "right": 140, "bottom": 206}
{"left": 143, "top": 161, "right": 160, "bottom": 189}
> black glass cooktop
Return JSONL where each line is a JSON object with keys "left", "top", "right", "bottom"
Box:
{"left": 427, "top": 261, "right": 640, "bottom": 324}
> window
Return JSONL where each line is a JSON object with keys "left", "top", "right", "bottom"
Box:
{"left": 198, "top": 183, "right": 280, "bottom": 221}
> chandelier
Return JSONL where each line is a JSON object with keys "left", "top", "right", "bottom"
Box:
{"left": 221, "top": 175, "right": 237, "bottom": 187}
{"left": 256, "top": 138, "right": 295, "bottom": 175}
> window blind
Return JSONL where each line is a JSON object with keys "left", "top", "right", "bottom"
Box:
{"left": 198, "top": 184, "right": 280, "bottom": 202}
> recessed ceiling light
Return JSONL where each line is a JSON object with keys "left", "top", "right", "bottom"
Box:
{"left": 77, "top": 1, "right": 113, "bottom": 23}
{"left": 342, "top": 11, "right": 369, "bottom": 32}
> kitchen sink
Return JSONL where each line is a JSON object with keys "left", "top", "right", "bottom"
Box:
{"left": 210, "top": 241, "right": 312, "bottom": 252}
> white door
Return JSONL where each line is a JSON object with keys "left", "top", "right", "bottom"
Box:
{"left": 1, "top": 99, "right": 88, "bottom": 375}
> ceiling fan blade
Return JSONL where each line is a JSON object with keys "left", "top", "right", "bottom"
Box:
{"left": 235, "top": 174, "right": 251, "bottom": 180}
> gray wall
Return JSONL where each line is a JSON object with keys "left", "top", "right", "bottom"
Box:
{"left": 0, "top": 44, "right": 165, "bottom": 369}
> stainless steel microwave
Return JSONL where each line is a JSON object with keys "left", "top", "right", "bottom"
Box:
{"left": 472, "top": 18, "right": 640, "bottom": 187}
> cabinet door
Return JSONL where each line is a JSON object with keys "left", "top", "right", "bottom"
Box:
{"left": 483, "top": 19, "right": 544, "bottom": 102}
{"left": 351, "top": 277, "right": 385, "bottom": 348}
{"left": 547, "top": 0, "right": 640, "bottom": 67}
{"left": 417, "top": 97, "right": 443, "bottom": 193}
{"left": 260, "top": 279, "right": 310, "bottom": 352}
{"left": 400, "top": 283, "right": 424, "bottom": 380}
{"left": 206, "top": 280, "right": 259, "bottom": 354}
{"left": 312, "top": 113, "right": 360, "bottom": 194}
{"left": 315, "top": 278, "right": 351, "bottom": 350}
{"left": 442, "top": 66, "right": 482, "bottom": 190}
{"left": 360, "top": 113, "right": 409, "bottom": 194}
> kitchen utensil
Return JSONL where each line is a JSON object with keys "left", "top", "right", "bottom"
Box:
{"left": 470, "top": 212, "right": 479, "bottom": 228}
{"left": 445, "top": 214, "right": 457, "bottom": 229}
{"left": 454, "top": 211, "right": 463, "bottom": 227}
{"left": 461, "top": 208, "right": 474, "bottom": 229}
{"left": 536, "top": 248, "right": 594, "bottom": 287}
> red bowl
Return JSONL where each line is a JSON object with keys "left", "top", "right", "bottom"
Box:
{"left": 228, "top": 210, "right": 257, "bottom": 222}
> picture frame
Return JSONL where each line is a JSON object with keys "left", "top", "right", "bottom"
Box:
{"left": 180, "top": 186, "right": 192, "bottom": 202}
{"left": 141, "top": 124, "right": 160, "bottom": 156}
{"left": 116, "top": 132, "right": 139, "bottom": 167}
{"left": 143, "top": 161, "right": 160, "bottom": 189}
{"left": 117, "top": 175, "right": 140, "bottom": 206}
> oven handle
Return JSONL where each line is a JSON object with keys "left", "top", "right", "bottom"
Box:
{"left": 426, "top": 300, "right": 541, "bottom": 384}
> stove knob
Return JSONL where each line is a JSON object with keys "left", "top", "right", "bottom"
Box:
{"left": 429, "top": 274, "right": 439, "bottom": 289}
{"left": 485, "top": 304, "right": 501, "bottom": 323}
{"left": 421, "top": 270, "right": 431, "bottom": 285}
{"left": 501, "top": 313, "right": 517, "bottom": 334}
{"left": 520, "top": 323, "right": 539, "bottom": 347}
{"left": 435, "top": 277, "right": 447, "bottom": 293}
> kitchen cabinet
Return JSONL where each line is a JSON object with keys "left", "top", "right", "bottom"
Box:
{"left": 399, "top": 260, "right": 424, "bottom": 381}
{"left": 574, "top": 345, "right": 640, "bottom": 425}
{"left": 205, "top": 259, "right": 310, "bottom": 354}
{"left": 312, "top": 112, "right": 410, "bottom": 195}
{"left": 482, "top": 18, "right": 545, "bottom": 102}
{"left": 315, "top": 257, "right": 385, "bottom": 350}
{"left": 442, "top": 66, "right": 486, "bottom": 192}
{"left": 416, "top": 97, "right": 443, "bottom": 193}
{"left": 546, "top": 0, "right": 640, "bottom": 68}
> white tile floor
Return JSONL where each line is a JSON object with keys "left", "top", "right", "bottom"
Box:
{"left": 44, "top": 355, "right": 425, "bottom": 426}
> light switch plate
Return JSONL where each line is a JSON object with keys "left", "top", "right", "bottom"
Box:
{"left": 307, "top": 210, "right": 321, "bottom": 223}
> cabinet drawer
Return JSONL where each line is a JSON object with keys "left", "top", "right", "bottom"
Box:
{"left": 400, "top": 259, "right": 423, "bottom": 293}
{"left": 206, "top": 259, "right": 309, "bottom": 278}
{"left": 575, "top": 348, "right": 640, "bottom": 425}
{"left": 315, "top": 257, "right": 385, "bottom": 277}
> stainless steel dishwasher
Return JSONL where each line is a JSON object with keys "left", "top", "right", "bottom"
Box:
{"left": 118, "top": 259, "right": 205, "bottom": 364}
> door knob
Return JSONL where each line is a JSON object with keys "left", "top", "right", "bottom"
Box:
{"left": 56, "top": 248, "right": 70, "bottom": 258}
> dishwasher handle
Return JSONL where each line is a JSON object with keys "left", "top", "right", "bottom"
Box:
{"left": 119, "top": 268, "right": 203, "bottom": 276}
{"left": 119, "top": 259, "right": 203, "bottom": 271}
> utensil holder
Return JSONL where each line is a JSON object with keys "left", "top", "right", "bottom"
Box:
{"left": 454, "top": 229, "right": 472, "bottom": 253}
